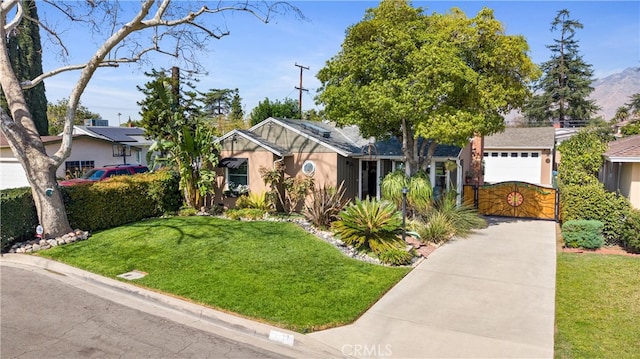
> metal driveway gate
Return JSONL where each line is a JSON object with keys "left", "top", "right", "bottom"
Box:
{"left": 463, "top": 182, "right": 559, "bottom": 221}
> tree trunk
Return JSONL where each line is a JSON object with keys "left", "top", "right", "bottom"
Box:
{"left": 26, "top": 158, "right": 73, "bottom": 238}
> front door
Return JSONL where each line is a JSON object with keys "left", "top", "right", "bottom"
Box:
{"left": 361, "top": 160, "right": 378, "bottom": 199}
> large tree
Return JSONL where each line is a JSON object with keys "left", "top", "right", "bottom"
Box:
{"left": 523, "top": 9, "right": 600, "bottom": 128}
{"left": 0, "top": 0, "right": 47, "bottom": 135}
{"left": 47, "top": 98, "right": 101, "bottom": 135}
{"left": 0, "top": 0, "right": 299, "bottom": 238}
{"left": 248, "top": 97, "right": 299, "bottom": 125}
{"left": 316, "top": 0, "right": 539, "bottom": 176}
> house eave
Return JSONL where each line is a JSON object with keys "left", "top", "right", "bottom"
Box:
{"left": 605, "top": 156, "right": 640, "bottom": 163}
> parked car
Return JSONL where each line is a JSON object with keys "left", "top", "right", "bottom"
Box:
{"left": 59, "top": 164, "right": 149, "bottom": 186}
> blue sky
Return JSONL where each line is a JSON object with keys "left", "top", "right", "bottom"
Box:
{"left": 38, "top": 1, "right": 639, "bottom": 126}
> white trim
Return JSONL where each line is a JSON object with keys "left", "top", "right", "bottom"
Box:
{"left": 251, "top": 117, "right": 352, "bottom": 157}
{"left": 376, "top": 159, "right": 381, "bottom": 200}
{"left": 605, "top": 156, "right": 640, "bottom": 163}
{"left": 358, "top": 159, "right": 362, "bottom": 199}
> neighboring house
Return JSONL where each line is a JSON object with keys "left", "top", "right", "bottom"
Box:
{"left": 482, "top": 127, "right": 556, "bottom": 186}
{"left": 214, "top": 117, "right": 472, "bottom": 208}
{"left": 600, "top": 134, "right": 640, "bottom": 209}
{"left": 0, "top": 126, "right": 152, "bottom": 190}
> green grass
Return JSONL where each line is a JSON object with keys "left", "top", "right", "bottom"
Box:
{"left": 555, "top": 253, "right": 640, "bottom": 358}
{"left": 36, "top": 216, "right": 410, "bottom": 332}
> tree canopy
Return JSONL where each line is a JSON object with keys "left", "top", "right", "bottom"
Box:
{"left": 316, "top": 0, "right": 539, "bottom": 176}
{"left": 249, "top": 97, "right": 299, "bottom": 125}
{"left": 523, "top": 9, "right": 600, "bottom": 127}
{"left": 47, "top": 98, "right": 101, "bottom": 135}
{"left": 0, "top": 0, "right": 47, "bottom": 135}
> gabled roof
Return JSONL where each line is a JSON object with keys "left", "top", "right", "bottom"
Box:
{"left": 243, "top": 117, "right": 464, "bottom": 159}
{"left": 485, "top": 127, "right": 556, "bottom": 149}
{"left": 251, "top": 118, "right": 365, "bottom": 157}
{"left": 604, "top": 134, "right": 640, "bottom": 162}
{"left": 216, "top": 129, "right": 291, "bottom": 157}
{"left": 0, "top": 133, "right": 96, "bottom": 149}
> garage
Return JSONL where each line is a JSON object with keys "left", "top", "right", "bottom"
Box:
{"left": 0, "top": 158, "right": 29, "bottom": 190}
{"left": 483, "top": 151, "right": 542, "bottom": 184}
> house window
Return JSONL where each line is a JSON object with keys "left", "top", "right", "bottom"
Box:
{"left": 521, "top": 152, "right": 529, "bottom": 158}
{"left": 491, "top": 152, "right": 498, "bottom": 157}
{"left": 227, "top": 162, "right": 248, "bottom": 186}
{"left": 500, "top": 153, "right": 508, "bottom": 157}
{"left": 302, "top": 160, "right": 316, "bottom": 177}
{"left": 64, "top": 160, "right": 95, "bottom": 177}
{"left": 483, "top": 152, "right": 489, "bottom": 157}
{"left": 511, "top": 152, "right": 518, "bottom": 157}
{"left": 531, "top": 152, "right": 539, "bottom": 158}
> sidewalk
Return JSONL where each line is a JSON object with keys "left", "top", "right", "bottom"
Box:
{"left": 309, "top": 218, "right": 557, "bottom": 358}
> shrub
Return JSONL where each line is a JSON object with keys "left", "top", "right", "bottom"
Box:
{"left": 560, "top": 184, "right": 631, "bottom": 245}
{"left": 236, "top": 191, "right": 272, "bottom": 211}
{"left": 63, "top": 171, "right": 181, "bottom": 231}
{"left": 225, "top": 208, "right": 267, "bottom": 221}
{"left": 562, "top": 220, "right": 605, "bottom": 249}
{"left": 332, "top": 198, "right": 403, "bottom": 254}
{"left": 381, "top": 170, "right": 432, "bottom": 211}
{"left": 0, "top": 187, "right": 38, "bottom": 251}
{"left": 377, "top": 247, "right": 414, "bottom": 266}
{"left": 430, "top": 191, "right": 486, "bottom": 237}
{"left": 413, "top": 212, "right": 454, "bottom": 245}
{"left": 303, "top": 182, "right": 349, "bottom": 229}
{"left": 621, "top": 209, "right": 640, "bottom": 252}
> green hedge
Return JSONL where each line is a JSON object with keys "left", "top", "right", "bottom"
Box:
{"left": 621, "top": 209, "right": 640, "bottom": 253}
{"left": 64, "top": 170, "right": 182, "bottom": 231}
{"left": 1, "top": 170, "right": 181, "bottom": 251}
{"left": 0, "top": 187, "right": 38, "bottom": 250}
{"left": 562, "top": 220, "right": 604, "bottom": 249}
{"left": 560, "top": 184, "right": 631, "bottom": 245}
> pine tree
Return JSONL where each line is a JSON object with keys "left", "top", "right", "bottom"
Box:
{"left": 1, "top": 0, "right": 48, "bottom": 135}
{"left": 524, "top": 9, "right": 600, "bottom": 128}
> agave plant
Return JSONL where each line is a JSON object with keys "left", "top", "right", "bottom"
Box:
{"left": 235, "top": 191, "right": 272, "bottom": 211}
{"left": 332, "top": 198, "right": 404, "bottom": 254}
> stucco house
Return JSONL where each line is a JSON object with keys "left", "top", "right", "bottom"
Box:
{"left": 0, "top": 126, "right": 152, "bottom": 190}
{"left": 482, "top": 127, "right": 556, "bottom": 186}
{"left": 213, "top": 117, "right": 472, "bottom": 208}
{"left": 600, "top": 134, "right": 640, "bottom": 209}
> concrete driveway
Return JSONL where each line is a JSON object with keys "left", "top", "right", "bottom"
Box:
{"left": 309, "top": 218, "right": 557, "bottom": 358}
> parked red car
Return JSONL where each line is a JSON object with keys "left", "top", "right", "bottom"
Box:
{"left": 59, "top": 164, "right": 149, "bottom": 186}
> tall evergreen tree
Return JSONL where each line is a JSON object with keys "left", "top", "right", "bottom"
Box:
{"left": 524, "top": 9, "right": 599, "bottom": 128}
{"left": 0, "top": 0, "right": 48, "bottom": 135}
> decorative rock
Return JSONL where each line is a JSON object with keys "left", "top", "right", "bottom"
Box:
{"left": 32, "top": 244, "right": 41, "bottom": 251}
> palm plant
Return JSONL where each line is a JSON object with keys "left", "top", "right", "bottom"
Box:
{"left": 381, "top": 170, "right": 433, "bottom": 213}
{"left": 332, "top": 198, "right": 404, "bottom": 254}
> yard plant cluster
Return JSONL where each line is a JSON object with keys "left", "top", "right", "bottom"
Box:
{"left": 226, "top": 163, "right": 486, "bottom": 266}
{"left": 557, "top": 129, "right": 640, "bottom": 252}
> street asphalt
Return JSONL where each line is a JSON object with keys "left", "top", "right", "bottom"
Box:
{"left": 1, "top": 217, "right": 557, "bottom": 358}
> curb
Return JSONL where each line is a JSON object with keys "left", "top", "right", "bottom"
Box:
{"left": 0, "top": 253, "right": 348, "bottom": 359}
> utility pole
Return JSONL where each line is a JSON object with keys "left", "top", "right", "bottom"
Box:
{"left": 295, "top": 63, "right": 309, "bottom": 118}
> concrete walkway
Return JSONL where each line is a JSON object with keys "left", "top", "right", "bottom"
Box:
{"left": 309, "top": 218, "right": 557, "bottom": 358}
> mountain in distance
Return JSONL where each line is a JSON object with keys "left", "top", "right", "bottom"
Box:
{"left": 590, "top": 67, "right": 640, "bottom": 121}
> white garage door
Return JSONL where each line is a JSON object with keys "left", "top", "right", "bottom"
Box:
{"left": 483, "top": 151, "right": 541, "bottom": 184}
{"left": 0, "top": 159, "right": 30, "bottom": 189}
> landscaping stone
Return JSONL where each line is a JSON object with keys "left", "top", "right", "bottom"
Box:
{"left": 5, "top": 230, "right": 90, "bottom": 254}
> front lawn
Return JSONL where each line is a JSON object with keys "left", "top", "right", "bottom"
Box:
{"left": 36, "top": 216, "right": 411, "bottom": 332}
{"left": 555, "top": 253, "right": 640, "bottom": 358}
